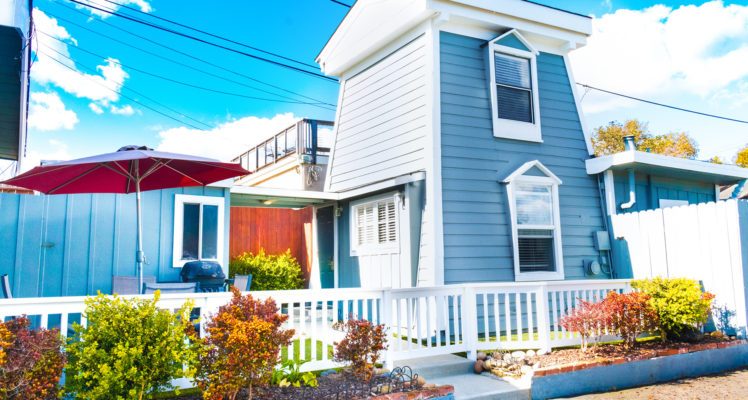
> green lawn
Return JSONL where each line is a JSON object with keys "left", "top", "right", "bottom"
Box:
{"left": 281, "top": 338, "right": 334, "bottom": 362}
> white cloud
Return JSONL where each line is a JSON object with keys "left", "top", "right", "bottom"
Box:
{"left": 28, "top": 91, "right": 79, "bottom": 131}
{"left": 570, "top": 1, "right": 748, "bottom": 112}
{"left": 156, "top": 113, "right": 299, "bottom": 160}
{"left": 22, "top": 140, "right": 73, "bottom": 172}
{"left": 32, "top": 9, "right": 129, "bottom": 106}
{"left": 89, "top": 102, "right": 104, "bottom": 114}
{"left": 75, "top": 0, "right": 152, "bottom": 19}
{"left": 110, "top": 104, "right": 136, "bottom": 115}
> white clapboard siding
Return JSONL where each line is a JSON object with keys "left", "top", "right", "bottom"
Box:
{"left": 328, "top": 35, "right": 428, "bottom": 192}
{"left": 611, "top": 199, "right": 748, "bottom": 335}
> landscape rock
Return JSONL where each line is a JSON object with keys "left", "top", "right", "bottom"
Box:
{"left": 474, "top": 360, "right": 484, "bottom": 374}
{"left": 511, "top": 350, "right": 526, "bottom": 359}
{"left": 526, "top": 349, "right": 536, "bottom": 357}
{"left": 477, "top": 351, "right": 487, "bottom": 360}
{"left": 416, "top": 376, "right": 427, "bottom": 386}
{"left": 503, "top": 353, "right": 513, "bottom": 362}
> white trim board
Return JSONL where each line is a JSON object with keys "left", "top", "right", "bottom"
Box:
{"left": 586, "top": 151, "right": 748, "bottom": 183}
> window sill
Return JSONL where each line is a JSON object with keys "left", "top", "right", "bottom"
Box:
{"left": 514, "top": 271, "right": 564, "bottom": 282}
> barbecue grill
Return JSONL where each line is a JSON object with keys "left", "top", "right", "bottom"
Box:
{"left": 180, "top": 261, "right": 226, "bottom": 292}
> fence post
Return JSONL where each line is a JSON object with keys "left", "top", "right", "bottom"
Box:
{"left": 536, "top": 284, "right": 552, "bottom": 353}
{"left": 462, "top": 286, "right": 478, "bottom": 360}
{"left": 382, "top": 289, "right": 395, "bottom": 370}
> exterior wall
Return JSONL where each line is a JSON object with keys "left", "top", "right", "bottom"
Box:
{"left": 438, "top": 31, "right": 606, "bottom": 284}
{"left": 613, "top": 171, "right": 716, "bottom": 213}
{"left": 0, "top": 187, "right": 230, "bottom": 298}
{"left": 327, "top": 35, "right": 429, "bottom": 192}
{"left": 229, "top": 206, "right": 314, "bottom": 286}
{"left": 336, "top": 184, "right": 423, "bottom": 288}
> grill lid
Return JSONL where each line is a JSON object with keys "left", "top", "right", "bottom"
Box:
{"left": 180, "top": 260, "right": 225, "bottom": 281}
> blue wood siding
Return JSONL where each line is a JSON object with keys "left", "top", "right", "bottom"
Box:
{"left": 0, "top": 187, "right": 230, "bottom": 298}
{"left": 439, "top": 31, "right": 606, "bottom": 283}
{"left": 613, "top": 171, "right": 715, "bottom": 213}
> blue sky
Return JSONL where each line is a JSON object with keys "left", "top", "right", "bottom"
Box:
{"left": 8, "top": 0, "right": 748, "bottom": 175}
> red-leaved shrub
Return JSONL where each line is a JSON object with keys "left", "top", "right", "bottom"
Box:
{"left": 333, "top": 317, "right": 388, "bottom": 382}
{"left": 195, "top": 287, "right": 294, "bottom": 400}
{"left": 603, "top": 291, "right": 658, "bottom": 348}
{"left": 0, "top": 316, "right": 66, "bottom": 400}
{"left": 559, "top": 298, "right": 610, "bottom": 351}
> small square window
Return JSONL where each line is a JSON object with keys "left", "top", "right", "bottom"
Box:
{"left": 350, "top": 194, "right": 399, "bottom": 256}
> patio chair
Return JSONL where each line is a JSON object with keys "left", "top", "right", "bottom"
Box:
{"left": 142, "top": 282, "right": 198, "bottom": 294}
{"left": 112, "top": 275, "right": 156, "bottom": 295}
{"left": 1, "top": 274, "right": 12, "bottom": 299}
{"left": 232, "top": 274, "right": 252, "bottom": 291}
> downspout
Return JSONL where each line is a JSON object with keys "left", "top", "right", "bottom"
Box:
{"left": 619, "top": 135, "right": 637, "bottom": 210}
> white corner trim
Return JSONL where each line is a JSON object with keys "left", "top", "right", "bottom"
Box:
{"left": 487, "top": 39, "right": 542, "bottom": 142}
{"left": 172, "top": 194, "right": 226, "bottom": 269}
{"left": 563, "top": 54, "right": 594, "bottom": 156}
{"left": 502, "top": 160, "right": 562, "bottom": 184}
{"left": 585, "top": 151, "right": 748, "bottom": 180}
{"left": 493, "top": 29, "right": 539, "bottom": 55}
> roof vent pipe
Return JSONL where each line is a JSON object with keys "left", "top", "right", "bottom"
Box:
{"left": 623, "top": 135, "right": 636, "bottom": 152}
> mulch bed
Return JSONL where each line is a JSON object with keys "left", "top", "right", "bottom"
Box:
{"left": 533, "top": 336, "right": 745, "bottom": 377}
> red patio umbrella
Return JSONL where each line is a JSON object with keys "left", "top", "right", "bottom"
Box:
{"left": 2, "top": 145, "right": 250, "bottom": 292}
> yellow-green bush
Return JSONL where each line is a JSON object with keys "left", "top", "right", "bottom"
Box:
{"left": 65, "top": 291, "right": 199, "bottom": 400}
{"left": 229, "top": 249, "right": 303, "bottom": 291}
{"left": 631, "top": 277, "right": 714, "bottom": 341}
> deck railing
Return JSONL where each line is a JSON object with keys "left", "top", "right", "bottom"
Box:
{"left": 0, "top": 280, "right": 631, "bottom": 372}
{"left": 232, "top": 119, "right": 334, "bottom": 174}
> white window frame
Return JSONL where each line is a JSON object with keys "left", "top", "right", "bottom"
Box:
{"left": 349, "top": 192, "right": 400, "bottom": 257}
{"left": 172, "top": 194, "right": 225, "bottom": 269}
{"left": 503, "top": 161, "right": 564, "bottom": 281}
{"left": 487, "top": 30, "right": 542, "bottom": 142}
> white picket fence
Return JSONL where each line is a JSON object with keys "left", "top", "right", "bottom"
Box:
{"left": 611, "top": 199, "right": 748, "bottom": 336}
{"left": 0, "top": 280, "right": 631, "bottom": 372}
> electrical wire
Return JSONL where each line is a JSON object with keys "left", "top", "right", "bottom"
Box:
{"left": 38, "top": 49, "right": 210, "bottom": 130}
{"left": 330, "top": 0, "right": 352, "bottom": 7}
{"left": 577, "top": 83, "right": 748, "bottom": 125}
{"left": 38, "top": 32, "right": 329, "bottom": 106}
{"left": 47, "top": 5, "right": 336, "bottom": 109}
{"left": 95, "top": 0, "right": 321, "bottom": 70}
{"left": 66, "top": 0, "right": 339, "bottom": 82}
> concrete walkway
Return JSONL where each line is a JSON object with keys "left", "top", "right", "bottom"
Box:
{"left": 397, "top": 354, "right": 531, "bottom": 400}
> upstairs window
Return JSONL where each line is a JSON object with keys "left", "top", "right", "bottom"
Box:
{"left": 350, "top": 193, "right": 399, "bottom": 256}
{"left": 173, "top": 194, "right": 225, "bottom": 268}
{"left": 487, "top": 30, "right": 541, "bottom": 142}
{"left": 503, "top": 161, "right": 564, "bottom": 281}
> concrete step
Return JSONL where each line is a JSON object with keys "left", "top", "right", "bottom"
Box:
{"left": 394, "top": 354, "right": 475, "bottom": 379}
{"left": 428, "top": 373, "right": 531, "bottom": 400}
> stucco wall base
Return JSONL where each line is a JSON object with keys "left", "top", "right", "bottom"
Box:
{"left": 531, "top": 343, "right": 748, "bottom": 399}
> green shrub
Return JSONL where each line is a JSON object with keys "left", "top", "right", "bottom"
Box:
{"left": 631, "top": 277, "right": 715, "bottom": 341}
{"left": 229, "top": 249, "right": 304, "bottom": 291}
{"left": 65, "top": 291, "right": 199, "bottom": 400}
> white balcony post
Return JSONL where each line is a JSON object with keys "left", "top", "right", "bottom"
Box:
{"left": 462, "top": 286, "right": 479, "bottom": 360}
{"left": 536, "top": 284, "right": 552, "bottom": 353}
{"left": 382, "top": 289, "right": 395, "bottom": 370}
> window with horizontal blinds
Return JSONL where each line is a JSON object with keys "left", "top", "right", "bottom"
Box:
{"left": 353, "top": 197, "right": 397, "bottom": 251}
{"left": 518, "top": 229, "right": 555, "bottom": 272}
{"left": 494, "top": 52, "right": 533, "bottom": 123}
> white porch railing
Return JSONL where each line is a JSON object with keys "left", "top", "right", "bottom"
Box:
{"left": 0, "top": 280, "right": 631, "bottom": 372}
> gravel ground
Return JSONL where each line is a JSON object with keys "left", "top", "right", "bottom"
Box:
{"left": 561, "top": 367, "right": 748, "bottom": 399}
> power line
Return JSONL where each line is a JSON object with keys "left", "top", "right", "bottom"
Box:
{"left": 96, "top": 0, "right": 320, "bottom": 70}
{"left": 330, "top": 0, "right": 352, "bottom": 7}
{"left": 38, "top": 32, "right": 329, "bottom": 106}
{"left": 577, "top": 83, "right": 748, "bottom": 125}
{"left": 66, "top": 0, "right": 339, "bottom": 82}
{"left": 48, "top": 5, "right": 336, "bottom": 109}
{"left": 39, "top": 49, "right": 210, "bottom": 130}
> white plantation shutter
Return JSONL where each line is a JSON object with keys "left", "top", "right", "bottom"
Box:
{"left": 353, "top": 195, "right": 398, "bottom": 253}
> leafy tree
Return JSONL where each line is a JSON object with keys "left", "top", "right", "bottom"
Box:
{"left": 735, "top": 146, "right": 748, "bottom": 168}
{"left": 591, "top": 119, "right": 698, "bottom": 159}
{"left": 195, "top": 287, "right": 293, "bottom": 400}
{"left": 708, "top": 156, "right": 724, "bottom": 164}
{"left": 65, "top": 292, "right": 198, "bottom": 400}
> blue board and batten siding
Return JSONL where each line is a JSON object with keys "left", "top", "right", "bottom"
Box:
{"left": 0, "top": 187, "right": 230, "bottom": 298}
{"left": 613, "top": 171, "right": 716, "bottom": 213}
{"left": 439, "top": 32, "right": 606, "bottom": 283}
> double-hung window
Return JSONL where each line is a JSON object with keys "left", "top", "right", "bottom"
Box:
{"left": 504, "top": 161, "right": 564, "bottom": 281}
{"left": 487, "top": 30, "right": 541, "bottom": 142}
{"left": 350, "top": 193, "right": 399, "bottom": 256}
{"left": 173, "top": 194, "right": 225, "bottom": 268}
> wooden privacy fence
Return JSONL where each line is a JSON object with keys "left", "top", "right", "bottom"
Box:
{"left": 0, "top": 280, "right": 631, "bottom": 372}
{"left": 611, "top": 199, "right": 748, "bottom": 336}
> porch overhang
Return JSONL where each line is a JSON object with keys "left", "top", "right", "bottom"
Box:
{"left": 230, "top": 186, "right": 338, "bottom": 209}
{"left": 586, "top": 151, "right": 748, "bottom": 186}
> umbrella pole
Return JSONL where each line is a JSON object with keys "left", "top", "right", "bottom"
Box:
{"left": 136, "top": 179, "right": 145, "bottom": 294}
